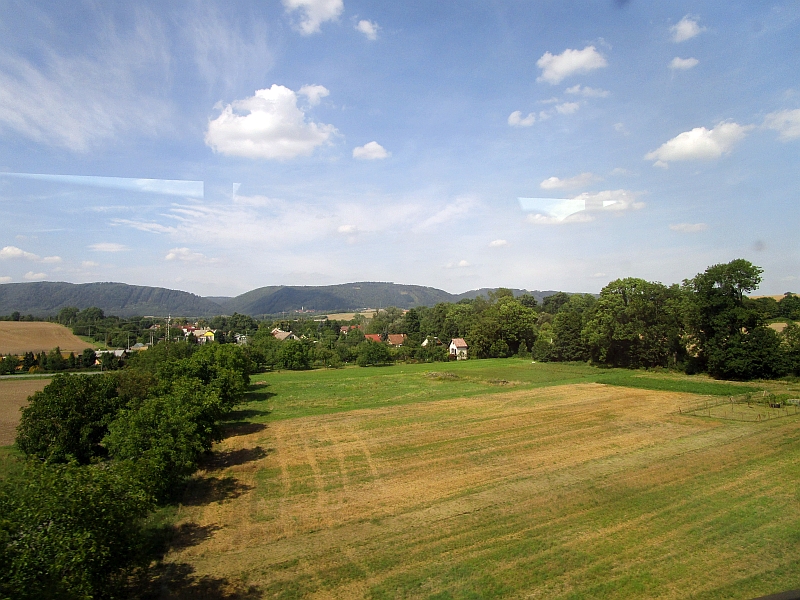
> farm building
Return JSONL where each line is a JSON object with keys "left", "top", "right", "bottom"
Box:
{"left": 421, "top": 336, "right": 442, "bottom": 347}
{"left": 387, "top": 334, "right": 407, "bottom": 347}
{"left": 449, "top": 338, "right": 468, "bottom": 360}
{"left": 364, "top": 334, "right": 382, "bottom": 343}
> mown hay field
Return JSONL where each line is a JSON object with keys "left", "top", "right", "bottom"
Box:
{"left": 0, "top": 321, "right": 92, "bottom": 354}
{"left": 163, "top": 361, "right": 800, "bottom": 599}
{"left": 0, "top": 378, "right": 48, "bottom": 446}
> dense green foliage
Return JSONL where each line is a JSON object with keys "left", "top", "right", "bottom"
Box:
{"left": 3, "top": 339, "right": 253, "bottom": 598}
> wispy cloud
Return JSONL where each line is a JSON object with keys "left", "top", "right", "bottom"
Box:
{"left": 669, "top": 57, "right": 699, "bottom": 70}
{"left": 670, "top": 222, "right": 708, "bottom": 233}
{"left": 508, "top": 111, "right": 535, "bottom": 127}
{"left": 23, "top": 271, "right": 46, "bottom": 280}
{"left": 356, "top": 20, "right": 379, "bottom": 40}
{"left": 165, "top": 247, "right": 216, "bottom": 263}
{"left": 540, "top": 172, "right": 597, "bottom": 190}
{"left": 565, "top": 84, "right": 609, "bottom": 98}
{"left": 89, "top": 243, "right": 128, "bottom": 252}
{"left": 488, "top": 239, "right": 508, "bottom": 247}
{"left": 763, "top": 108, "right": 800, "bottom": 141}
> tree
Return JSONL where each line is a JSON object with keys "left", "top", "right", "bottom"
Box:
{"left": 16, "top": 374, "right": 125, "bottom": 464}
{"left": 683, "top": 259, "right": 765, "bottom": 377}
{"left": 277, "top": 339, "right": 312, "bottom": 370}
{"left": 356, "top": 340, "right": 392, "bottom": 366}
{"left": 583, "top": 278, "right": 684, "bottom": 368}
{"left": 542, "top": 292, "right": 570, "bottom": 314}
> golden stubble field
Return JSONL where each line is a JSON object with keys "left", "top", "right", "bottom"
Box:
{"left": 0, "top": 321, "right": 92, "bottom": 355}
{"left": 169, "top": 383, "right": 800, "bottom": 599}
{"left": 0, "top": 378, "right": 48, "bottom": 446}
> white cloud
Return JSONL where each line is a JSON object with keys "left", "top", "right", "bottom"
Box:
{"left": 669, "top": 57, "right": 699, "bottom": 70}
{"left": 540, "top": 172, "right": 597, "bottom": 190}
{"left": 445, "top": 260, "right": 470, "bottom": 269}
{"left": 41, "top": 256, "right": 62, "bottom": 264}
{"left": 353, "top": 141, "right": 390, "bottom": 160}
{"left": 356, "top": 20, "right": 379, "bottom": 40}
{"left": 89, "top": 242, "right": 127, "bottom": 252}
{"left": 645, "top": 122, "right": 753, "bottom": 165}
{"left": 508, "top": 111, "right": 535, "bottom": 127}
{"left": 0, "top": 246, "right": 39, "bottom": 260}
{"left": 671, "top": 16, "right": 706, "bottom": 43}
{"left": 614, "top": 122, "right": 629, "bottom": 135}
{"left": 591, "top": 272, "right": 607, "bottom": 279}
{"left": 0, "top": 13, "right": 170, "bottom": 151}
{"left": 298, "top": 84, "right": 330, "bottom": 106}
{"left": 565, "top": 85, "right": 609, "bottom": 98}
{"left": 414, "top": 197, "right": 475, "bottom": 231}
{"left": 520, "top": 189, "right": 642, "bottom": 225}
{"left": 205, "top": 85, "right": 338, "bottom": 160}
{"left": 23, "top": 271, "right": 46, "bottom": 280}
{"left": 536, "top": 46, "right": 607, "bottom": 85}
{"left": 337, "top": 224, "right": 357, "bottom": 234}
{"left": 489, "top": 239, "right": 508, "bottom": 247}
{"left": 555, "top": 102, "right": 580, "bottom": 115}
{"left": 0, "top": 276, "right": 11, "bottom": 283}
{"left": 81, "top": 261, "right": 99, "bottom": 268}
{"left": 165, "top": 247, "right": 213, "bottom": 262}
{"left": 670, "top": 222, "right": 708, "bottom": 233}
{"left": 763, "top": 109, "right": 800, "bottom": 141}
{"left": 283, "top": 0, "right": 344, "bottom": 35}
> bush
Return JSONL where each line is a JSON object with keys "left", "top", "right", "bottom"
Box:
{"left": 357, "top": 340, "right": 393, "bottom": 366}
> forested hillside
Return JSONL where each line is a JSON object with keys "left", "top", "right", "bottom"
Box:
{"left": 0, "top": 282, "right": 223, "bottom": 317}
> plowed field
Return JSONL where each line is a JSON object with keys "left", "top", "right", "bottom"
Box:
{"left": 0, "top": 378, "right": 48, "bottom": 445}
{"left": 0, "top": 321, "right": 92, "bottom": 354}
{"left": 167, "top": 382, "right": 800, "bottom": 599}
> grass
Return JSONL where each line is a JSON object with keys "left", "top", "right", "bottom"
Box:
{"left": 159, "top": 360, "right": 800, "bottom": 599}
{"left": 244, "top": 359, "right": 766, "bottom": 422}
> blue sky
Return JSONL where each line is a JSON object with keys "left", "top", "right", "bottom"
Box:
{"left": 0, "top": 0, "right": 798, "bottom": 297}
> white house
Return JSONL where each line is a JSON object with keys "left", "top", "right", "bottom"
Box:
{"left": 449, "top": 338, "right": 468, "bottom": 360}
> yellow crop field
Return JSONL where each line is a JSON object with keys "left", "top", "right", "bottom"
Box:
{"left": 0, "top": 378, "right": 48, "bottom": 446}
{"left": 164, "top": 380, "right": 800, "bottom": 599}
{"left": 0, "top": 322, "right": 93, "bottom": 355}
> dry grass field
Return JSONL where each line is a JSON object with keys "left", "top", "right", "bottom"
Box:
{"left": 166, "top": 380, "right": 800, "bottom": 599}
{"left": 0, "top": 321, "right": 93, "bottom": 355}
{"left": 0, "top": 378, "right": 48, "bottom": 446}
{"left": 323, "top": 311, "right": 377, "bottom": 321}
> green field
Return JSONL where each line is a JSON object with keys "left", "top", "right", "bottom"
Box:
{"left": 149, "top": 360, "right": 800, "bottom": 599}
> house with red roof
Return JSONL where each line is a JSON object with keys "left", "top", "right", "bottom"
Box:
{"left": 387, "top": 334, "right": 407, "bottom": 347}
{"left": 364, "top": 334, "right": 383, "bottom": 343}
{"left": 449, "top": 338, "right": 468, "bottom": 360}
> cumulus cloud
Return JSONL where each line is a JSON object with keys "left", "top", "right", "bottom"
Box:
{"left": 645, "top": 122, "right": 753, "bottom": 166}
{"left": 165, "top": 247, "right": 214, "bottom": 262}
{"left": 298, "top": 84, "right": 330, "bottom": 106}
{"left": 89, "top": 242, "right": 127, "bottom": 252}
{"left": 283, "top": 0, "right": 343, "bottom": 34}
{"left": 670, "top": 222, "right": 708, "bottom": 233}
{"left": 489, "top": 239, "right": 508, "bottom": 247}
{"left": 536, "top": 46, "right": 607, "bottom": 85}
{"left": 356, "top": 20, "right": 379, "bottom": 40}
{"left": 205, "top": 85, "right": 338, "bottom": 160}
{"left": 669, "top": 57, "right": 699, "bottom": 70}
{"left": 763, "top": 109, "right": 800, "bottom": 141}
{"left": 508, "top": 111, "right": 536, "bottom": 127}
{"left": 555, "top": 102, "right": 580, "bottom": 115}
{"left": 353, "top": 141, "right": 390, "bottom": 160}
{"left": 565, "top": 84, "right": 609, "bottom": 98}
{"left": 0, "top": 246, "right": 39, "bottom": 260}
{"left": 0, "top": 276, "right": 11, "bottom": 283}
{"left": 23, "top": 271, "right": 46, "bottom": 280}
{"left": 540, "top": 172, "right": 597, "bottom": 190}
{"left": 41, "top": 256, "right": 62, "bottom": 263}
{"left": 671, "top": 15, "right": 706, "bottom": 43}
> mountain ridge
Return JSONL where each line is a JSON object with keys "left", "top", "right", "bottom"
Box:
{"left": 0, "top": 281, "right": 564, "bottom": 318}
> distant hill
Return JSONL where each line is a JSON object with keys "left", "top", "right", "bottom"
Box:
{"left": 0, "top": 281, "right": 566, "bottom": 318}
{"left": 0, "top": 282, "right": 223, "bottom": 317}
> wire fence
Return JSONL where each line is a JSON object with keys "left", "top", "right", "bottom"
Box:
{"left": 678, "top": 392, "right": 800, "bottom": 422}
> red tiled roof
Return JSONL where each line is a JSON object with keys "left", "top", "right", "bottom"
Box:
{"left": 364, "top": 334, "right": 383, "bottom": 342}
{"left": 387, "top": 334, "right": 407, "bottom": 346}
{"left": 450, "top": 338, "right": 468, "bottom": 348}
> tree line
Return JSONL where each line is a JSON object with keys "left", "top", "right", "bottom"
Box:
{"left": 0, "top": 342, "right": 252, "bottom": 599}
